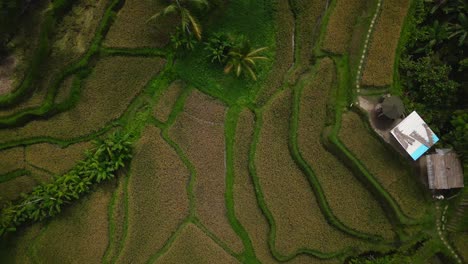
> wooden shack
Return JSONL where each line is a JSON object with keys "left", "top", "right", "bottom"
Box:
{"left": 419, "top": 149, "right": 464, "bottom": 190}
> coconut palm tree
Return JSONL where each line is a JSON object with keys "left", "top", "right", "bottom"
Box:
{"left": 223, "top": 39, "right": 268, "bottom": 81}
{"left": 147, "top": 0, "right": 208, "bottom": 40}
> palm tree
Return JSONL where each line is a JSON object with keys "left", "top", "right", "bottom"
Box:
{"left": 147, "top": 0, "right": 208, "bottom": 40}
{"left": 448, "top": 13, "right": 468, "bottom": 46}
{"left": 224, "top": 39, "right": 268, "bottom": 81}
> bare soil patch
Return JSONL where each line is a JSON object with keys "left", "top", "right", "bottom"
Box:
{"left": 157, "top": 223, "right": 239, "bottom": 264}
{"left": 169, "top": 90, "right": 244, "bottom": 253}
{"left": 117, "top": 126, "right": 190, "bottom": 264}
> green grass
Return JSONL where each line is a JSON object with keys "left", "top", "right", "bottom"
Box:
{"left": 174, "top": 0, "right": 276, "bottom": 105}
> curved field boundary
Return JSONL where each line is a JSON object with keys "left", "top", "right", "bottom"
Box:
{"left": 0, "top": 0, "right": 125, "bottom": 128}
{"left": 100, "top": 47, "right": 169, "bottom": 58}
{"left": 325, "top": 56, "right": 415, "bottom": 228}
{"left": 0, "top": 120, "right": 118, "bottom": 151}
{"left": 248, "top": 108, "right": 351, "bottom": 262}
{"left": 289, "top": 67, "right": 384, "bottom": 243}
{"left": 0, "top": 169, "right": 31, "bottom": 184}
{"left": 0, "top": 0, "right": 76, "bottom": 107}
{"left": 225, "top": 106, "right": 260, "bottom": 263}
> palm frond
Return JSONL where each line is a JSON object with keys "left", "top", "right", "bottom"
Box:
{"left": 146, "top": 4, "right": 178, "bottom": 23}
{"left": 188, "top": 0, "right": 209, "bottom": 9}
{"left": 224, "top": 63, "right": 234, "bottom": 74}
{"left": 243, "top": 62, "right": 257, "bottom": 80}
{"left": 186, "top": 12, "right": 202, "bottom": 40}
{"left": 247, "top": 47, "right": 268, "bottom": 57}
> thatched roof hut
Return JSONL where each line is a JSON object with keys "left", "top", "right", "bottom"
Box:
{"left": 420, "top": 149, "right": 464, "bottom": 190}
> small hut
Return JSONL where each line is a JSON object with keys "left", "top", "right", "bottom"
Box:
{"left": 420, "top": 149, "right": 464, "bottom": 190}
{"left": 376, "top": 96, "right": 405, "bottom": 119}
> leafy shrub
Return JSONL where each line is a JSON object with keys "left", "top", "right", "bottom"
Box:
{"left": 400, "top": 55, "right": 459, "bottom": 108}
{"left": 444, "top": 110, "right": 468, "bottom": 163}
{"left": 0, "top": 131, "right": 133, "bottom": 237}
{"left": 171, "top": 27, "right": 197, "bottom": 51}
{"left": 204, "top": 33, "right": 234, "bottom": 63}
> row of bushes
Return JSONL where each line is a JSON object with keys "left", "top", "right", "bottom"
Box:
{"left": 0, "top": 132, "right": 132, "bottom": 237}
{"left": 0, "top": 0, "right": 124, "bottom": 128}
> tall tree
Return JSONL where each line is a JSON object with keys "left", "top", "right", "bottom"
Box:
{"left": 147, "top": 0, "right": 208, "bottom": 40}
{"left": 224, "top": 38, "right": 268, "bottom": 81}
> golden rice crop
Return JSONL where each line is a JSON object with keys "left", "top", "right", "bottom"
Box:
{"left": 233, "top": 109, "right": 278, "bottom": 263}
{"left": 256, "top": 0, "right": 294, "bottom": 105}
{"left": 322, "top": 0, "right": 367, "bottom": 54}
{"left": 153, "top": 80, "right": 185, "bottom": 123}
{"left": 256, "top": 89, "right": 370, "bottom": 254}
{"left": 0, "top": 175, "right": 38, "bottom": 202}
{"left": 104, "top": 0, "right": 175, "bottom": 48}
{"left": 339, "top": 112, "right": 428, "bottom": 219}
{"left": 0, "top": 147, "right": 24, "bottom": 175}
{"left": 0, "top": 57, "right": 165, "bottom": 144}
{"left": 361, "top": 0, "right": 411, "bottom": 87}
{"left": 169, "top": 91, "right": 244, "bottom": 253}
{"left": 116, "top": 125, "right": 190, "bottom": 264}
{"left": 26, "top": 142, "right": 92, "bottom": 175}
{"left": 32, "top": 184, "right": 113, "bottom": 263}
{"left": 157, "top": 223, "right": 239, "bottom": 264}
{"left": 297, "top": 59, "right": 394, "bottom": 238}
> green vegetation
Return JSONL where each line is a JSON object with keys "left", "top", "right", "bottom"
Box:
{"left": 0, "top": 132, "right": 132, "bottom": 236}
{"left": 1, "top": 0, "right": 462, "bottom": 262}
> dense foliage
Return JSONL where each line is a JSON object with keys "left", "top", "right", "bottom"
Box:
{"left": 0, "top": 0, "right": 27, "bottom": 56}
{"left": 399, "top": 0, "right": 467, "bottom": 160}
{"left": 0, "top": 132, "right": 132, "bottom": 237}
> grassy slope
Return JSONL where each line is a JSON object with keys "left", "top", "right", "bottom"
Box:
{"left": 174, "top": 0, "right": 276, "bottom": 105}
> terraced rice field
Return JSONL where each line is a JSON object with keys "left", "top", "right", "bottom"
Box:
{"left": 0, "top": 0, "right": 456, "bottom": 263}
